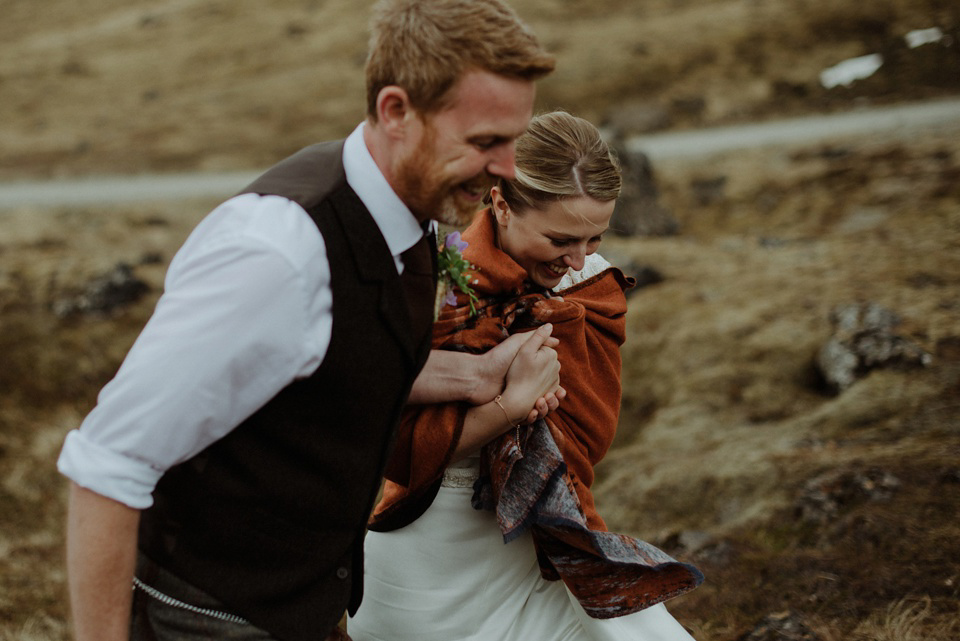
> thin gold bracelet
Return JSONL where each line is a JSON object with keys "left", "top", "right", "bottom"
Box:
{"left": 493, "top": 394, "right": 523, "bottom": 456}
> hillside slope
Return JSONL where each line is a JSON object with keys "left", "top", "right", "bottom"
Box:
{"left": 1, "top": 1, "right": 958, "bottom": 639}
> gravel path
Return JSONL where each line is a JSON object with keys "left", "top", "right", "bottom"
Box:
{"left": 626, "top": 96, "right": 960, "bottom": 160}
{"left": 1, "top": 97, "right": 958, "bottom": 209}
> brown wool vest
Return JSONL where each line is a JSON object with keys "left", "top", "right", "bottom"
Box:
{"left": 138, "top": 141, "right": 436, "bottom": 641}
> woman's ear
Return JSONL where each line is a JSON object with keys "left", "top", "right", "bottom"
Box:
{"left": 490, "top": 186, "right": 511, "bottom": 226}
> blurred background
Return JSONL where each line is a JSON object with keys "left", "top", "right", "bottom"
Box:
{"left": 1, "top": 1, "right": 958, "bottom": 639}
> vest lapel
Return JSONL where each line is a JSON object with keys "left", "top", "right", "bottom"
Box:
{"left": 240, "top": 140, "right": 434, "bottom": 365}
{"left": 328, "top": 187, "right": 428, "bottom": 365}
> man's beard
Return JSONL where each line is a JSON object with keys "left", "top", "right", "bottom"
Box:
{"left": 395, "top": 131, "right": 490, "bottom": 227}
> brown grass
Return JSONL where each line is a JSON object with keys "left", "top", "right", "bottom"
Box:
{"left": 1, "top": 0, "right": 959, "bottom": 639}
{"left": 852, "top": 596, "right": 960, "bottom": 641}
{"left": 2, "top": 0, "right": 959, "bottom": 179}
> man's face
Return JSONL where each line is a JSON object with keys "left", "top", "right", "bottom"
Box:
{"left": 394, "top": 69, "right": 536, "bottom": 226}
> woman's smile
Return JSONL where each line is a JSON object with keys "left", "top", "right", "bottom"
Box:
{"left": 494, "top": 193, "right": 615, "bottom": 289}
{"left": 541, "top": 261, "right": 568, "bottom": 279}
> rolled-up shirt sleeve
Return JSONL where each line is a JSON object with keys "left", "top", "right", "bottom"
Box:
{"left": 57, "top": 194, "right": 332, "bottom": 509}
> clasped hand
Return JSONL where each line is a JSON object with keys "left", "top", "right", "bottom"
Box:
{"left": 497, "top": 324, "right": 566, "bottom": 425}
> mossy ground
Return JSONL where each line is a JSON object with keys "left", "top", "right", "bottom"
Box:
{"left": 2, "top": 0, "right": 959, "bottom": 638}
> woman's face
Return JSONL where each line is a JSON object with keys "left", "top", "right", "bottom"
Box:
{"left": 492, "top": 187, "right": 615, "bottom": 289}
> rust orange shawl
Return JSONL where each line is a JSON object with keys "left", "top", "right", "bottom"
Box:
{"left": 369, "top": 209, "right": 702, "bottom": 617}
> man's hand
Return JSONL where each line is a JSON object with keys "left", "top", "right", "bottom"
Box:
{"left": 408, "top": 325, "right": 564, "bottom": 420}
{"left": 468, "top": 329, "right": 560, "bottom": 405}
{"left": 453, "top": 325, "right": 566, "bottom": 461}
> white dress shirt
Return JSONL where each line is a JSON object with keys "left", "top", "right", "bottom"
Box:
{"left": 57, "top": 123, "right": 425, "bottom": 509}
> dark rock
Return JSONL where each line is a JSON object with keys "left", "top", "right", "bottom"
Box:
{"left": 772, "top": 79, "right": 811, "bottom": 99}
{"left": 693, "top": 539, "right": 733, "bottom": 566}
{"left": 938, "top": 468, "right": 960, "bottom": 484}
{"left": 738, "top": 610, "right": 820, "bottom": 641}
{"left": 934, "top": 336, "right": 960, "bottom": 362}
{"left": 905, "top": 271, "right": 946, "bottom": 288}
{"left": 604, "top": 100, "right": 672, "bottom": 135}
{"left": 670, "top": 96, "right": 707, "bottom": 120}
{"left": 630, "top": 265, "right": 665, "bottom": 290}
{"left": 141, "top": 216, "right": 170, "bottom": 227}
{"left": 53, "top": 262, "right": 149, "bottom": 318}
{"left": 795, "top": 467, "right": 901, "bottom": 524}
{"left": 659, "top": 529, "right": 713, "bottom": 555}
{"left": 690, "top": 176, "right": 727, "bottom": 206}
{"left": 609, "top": 146, "right": 680, "bottom": 237}
{"left": 139, "top": 14, "right": 163, "bottom": 29}
{"left": 139, "top": 252, "right": 165, "bottom": 265}
{"left": 286, "top": 22, "right": 309, "bottom": 37}
{"left": 759, "top": 237, "right": 789, "bottom": 248}
{"left": 659, "top": 529, "right": 734, "bottom": 566}
{"left": 815, "top": 303, "right": 932, "bottom": 391}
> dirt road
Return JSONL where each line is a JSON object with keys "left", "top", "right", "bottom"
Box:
{"left": 1, "top": 97, "right": 958, "bottom": 209}
{"left": 626, "top": 96, "right": 960, "bottom": 160}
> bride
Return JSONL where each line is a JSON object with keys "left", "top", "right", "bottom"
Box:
{"left": 349, "top": 111, "right": 702, "bottom": 641}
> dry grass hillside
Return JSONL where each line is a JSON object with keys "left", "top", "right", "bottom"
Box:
{"left": 1, "top": 0, "right": 959, "bottom": 639}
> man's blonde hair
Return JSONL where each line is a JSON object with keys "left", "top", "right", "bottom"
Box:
{"left": 366, "top": 0, "right": 555, "bottom": 119}
{"left": 498, "top": 111, "right": 622, "bottom": 213}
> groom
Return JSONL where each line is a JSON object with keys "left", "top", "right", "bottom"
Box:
{"left": 57, "top": 1, "right": 556, "bottom": 640}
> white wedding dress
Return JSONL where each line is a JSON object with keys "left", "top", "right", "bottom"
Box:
{"left": 347, "top": 458, "right": 695, "bottom": 641}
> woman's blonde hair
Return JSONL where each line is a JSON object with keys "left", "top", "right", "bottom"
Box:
{"left": 366, "top": 0, "right": 555, "bottom": 119}
{"left": 498, "top": 111, "right": 622, "bottom": 213}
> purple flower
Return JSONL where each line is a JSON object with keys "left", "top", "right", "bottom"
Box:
{"left": 437, "top": 230, "right": 479, "bottom": 317}
{"left": 444, "top": 231, "right": 468, "bottom": 253}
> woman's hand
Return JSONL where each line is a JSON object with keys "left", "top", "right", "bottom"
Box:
{"left": 523, "top": 385, "right": 566, "bottom": 425}
{"left": 498, "top": 324, "right": 563, "bottom": 425}
{"left": 407, "top": 330, "right": 559, "bottom": 406}
{"left": 452, "top": 325, "right": 565, "bottom": 461}
{"left": 467, "top": 329, "right": 560, "bottom": 405}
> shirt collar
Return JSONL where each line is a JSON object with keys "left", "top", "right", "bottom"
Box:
{"left": 342, "top": 122, "right": 424, "bottom": 257}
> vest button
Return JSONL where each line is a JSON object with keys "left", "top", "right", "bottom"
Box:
{"left": 336, "top": 567, "right": 349, "bottom": 579}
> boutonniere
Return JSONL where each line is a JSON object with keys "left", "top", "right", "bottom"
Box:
{"left": 435, "top": 230, "right": 480, "bottom": 320}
